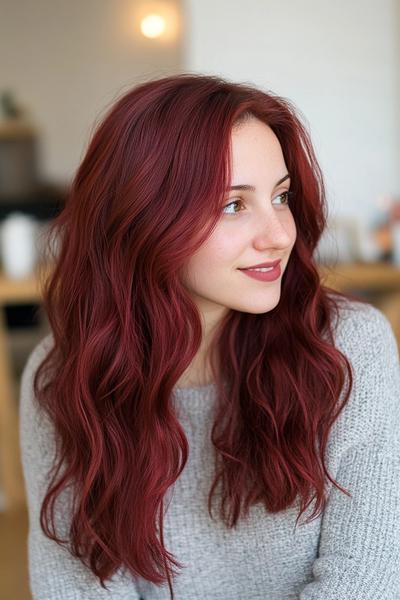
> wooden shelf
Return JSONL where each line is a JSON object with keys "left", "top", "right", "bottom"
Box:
{"left": 318, "top": 261, "right": 400, "bottom": 292}
{"left": 0, "top": 262, "right": 52, "bottom": 512}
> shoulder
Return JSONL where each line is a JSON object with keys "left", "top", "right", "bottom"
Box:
{"left": 19, "top": 332, "right": 56, "bottom": 459}
{"left": 21, "top": 332, "right": 55, "bottom": 388}
{"left": 330, "top": 295, "right": 397, "bottom": 354}
{"left": 326, "top": 296, "right": 400, "bottom": 453}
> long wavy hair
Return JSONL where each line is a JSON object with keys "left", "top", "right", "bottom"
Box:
{"left": 33, "top": 73, "right": 365, "bottom": 599}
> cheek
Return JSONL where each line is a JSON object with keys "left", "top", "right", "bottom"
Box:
{"left": 206, "top": 233, "right": 239, "bottom": 265}
{"left": 183, "top": 234, "right": 238, "bottom": 287}
{"left": 193, "top": 233, "right": 238, "bottom": 270}
{"left": 284, "top": 212, "right": 297, "bottom": 246}
{"left": 290, "top": 218, "right": 297, "bottom": 244}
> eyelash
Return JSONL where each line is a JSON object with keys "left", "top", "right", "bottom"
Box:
{"left": 223, "top": 191, "right": 294, "bottom": 215}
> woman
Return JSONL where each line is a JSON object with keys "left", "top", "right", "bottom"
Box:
{"left": 20, "top": 73, "right": 400, "bottom": 599}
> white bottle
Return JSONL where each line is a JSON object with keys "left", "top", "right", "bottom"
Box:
{"left": 391, "top": 221, "right": 400, "bottom": 266}
{"left": 0, "top": 211, "right": 38, "bottom": 278}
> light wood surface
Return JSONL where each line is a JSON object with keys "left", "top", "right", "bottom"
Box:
{"left": 0, "top": 263, "right": 51, "bottom": 512}
{"left": 319, "top": 261, "right": 400, "bottom": 349}
{"left": 319, "top": 261, "right": 400, "bottom": 292}
{"left": 0, "top": 506, "right": 30, "bottom": 598}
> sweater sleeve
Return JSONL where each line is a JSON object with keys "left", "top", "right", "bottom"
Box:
{"left": 299, "top": 305, "right": 400, "bottom": 599}
{"left": 19, "top": 334, "right": 142, "bottom": 600}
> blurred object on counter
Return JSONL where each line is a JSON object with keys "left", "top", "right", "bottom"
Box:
{"left": 0, "top": 90, "right": 40, "bottom": 199}
{"left": 315, "top": 218, "right": 356, "bottom": 265}
{"left": 317, "top": 192, "right": 400, "bottom": 267}
{"left": 388, "top": 198, "right": 400, "bottom": 266}
{"left": 0, "top": 91, "right": 23, "bottom": 119}
{"left": 351, "top": 214, "right": 381, "bottom": 263}
{"left": 0, "top": 212, "right": 39, "bottom": 279}
{"left": 315, "top": 216, "right": 380, "bottom": 265}
{"left": 374, "top": 222, "right": 393, "bottom": 259}
{"left": 371, "top": 194, "right": 400, "bottom": 264}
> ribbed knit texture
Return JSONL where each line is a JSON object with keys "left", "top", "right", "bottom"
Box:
{"left": 19, "top": 299, "right": 400, "bottom": 599}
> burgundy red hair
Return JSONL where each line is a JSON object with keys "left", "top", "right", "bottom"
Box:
{"left": 33, "top": 73, "right": 364, "bottom": 599}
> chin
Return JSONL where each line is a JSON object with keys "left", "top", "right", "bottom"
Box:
{"left": 231, "top": 294, "right": 281, "bottom": 315}
{"left": 246, "top": 304, "right": 280, "bottom": 315}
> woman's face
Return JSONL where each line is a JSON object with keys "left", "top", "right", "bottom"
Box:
{"left": 182, "top": 117, "right": 297, "bottom": 323}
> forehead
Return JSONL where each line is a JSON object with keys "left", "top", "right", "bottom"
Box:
{"left": 230, "top": 119, "right": 286, "bottom": 177}
{"left": 231, "top": 118, "right": 280, "bottom": 150}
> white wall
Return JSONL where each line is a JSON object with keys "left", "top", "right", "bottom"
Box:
{"left": 0, "top": 0, "right": 183, "bottom": 185}
{"left": 182, "top": 0, "right": 400, "bottom": 224}
{"left": 1, "top": 0, "right": 399, "bottom": 225}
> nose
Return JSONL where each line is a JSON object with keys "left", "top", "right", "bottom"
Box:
{"left": 252, "top": 211, "right": 295, "bottom": 251}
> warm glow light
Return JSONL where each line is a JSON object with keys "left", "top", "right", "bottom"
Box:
{"left": 140, "top": 14, "right": 166, "bottom": 38}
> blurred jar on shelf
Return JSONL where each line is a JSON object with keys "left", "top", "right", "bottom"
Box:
{"left": 315, "top": 216, "right": 380, "bottom": 266}
{"left": 0, "top": 90, "right": 40, "bottom": 199}
{"left": 0, "top": 212, "right": 39, "bottom": 279}
{"left": 372, "top": 195, "right": 400, "bottom": 265}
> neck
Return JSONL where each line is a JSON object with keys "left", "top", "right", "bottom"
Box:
{"left": 175, "top": 312, "right": 224, "bottom": 390}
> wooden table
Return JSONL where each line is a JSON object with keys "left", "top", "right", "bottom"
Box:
{"left": 1, "top": 260, "right": 400, "bottom": 512}
{"left": 0, "top": 263, "right": 51, "bottom": 512}
{"left": 319, "top": 260, "right": 400, "bottom": 292}
{"left": 319, "top": 261, "right": 400, "bottom": 349}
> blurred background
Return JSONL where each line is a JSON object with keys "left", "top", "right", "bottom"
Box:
{"left": 0, "top": 0, "right": 399, "bottom": 597}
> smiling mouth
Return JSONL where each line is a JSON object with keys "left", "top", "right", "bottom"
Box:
{"left": 238, "top": 259, "right": 282, "bottom": 270}
{"left": 238, "top": 262, "right": 282, "bottom": 281}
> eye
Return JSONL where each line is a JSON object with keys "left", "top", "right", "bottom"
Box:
{"left": 272, "top": 191, "right": 293, "bottom": 206}
{"left": 222, "top": 198, "right": 244, "bottom": 215}
{"left": 222, "top": 191, "right": 293, "bottom": 215}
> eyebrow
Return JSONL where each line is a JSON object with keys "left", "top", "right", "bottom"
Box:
{"left": 228, "top": 173, "right": 290, "bottom": 192}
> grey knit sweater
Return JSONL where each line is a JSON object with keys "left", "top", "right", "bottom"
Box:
{"left": 19, "top": 299, "right": 400, "bottom": 599}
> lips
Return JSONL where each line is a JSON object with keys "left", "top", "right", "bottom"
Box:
{"left": 239, "top": 259, "right": 281, "bottom": 270}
